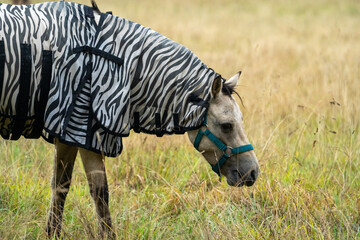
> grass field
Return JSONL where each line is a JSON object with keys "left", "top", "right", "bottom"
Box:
{"left": 1, "top": 0, "right": 359, "bottom": 239}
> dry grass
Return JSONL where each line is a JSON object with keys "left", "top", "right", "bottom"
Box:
{"left": 0, "top": 0, "right": 359, "bottom": 239}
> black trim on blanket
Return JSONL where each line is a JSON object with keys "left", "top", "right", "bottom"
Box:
{"left": 43, "top": 110, "right": 206, "bottom": 157}
{"left": 42, "top": 131, "right": 54, "bottom": 144}
{"left": 73, "top": 46, "right": 124, "bottom": 65}
{"left": 29, "top": 50, "right": 53, "bottom": 138}
{"left": 43, "top": 127, "right": 123, "bottom": 158}
{"left": 42, "top": 118, "right": 205, "bottom": 158}
{"left": 0, "top": 41, "right": 4, "bottom": 104}
{"left": 11, "top": 44, "right": 32, "bottom": 140}
{"left": 133, "top": 124, "right": 203, "bottom": 138}
{"left": 92, "top": 109, "right": 205, "bottom": 137}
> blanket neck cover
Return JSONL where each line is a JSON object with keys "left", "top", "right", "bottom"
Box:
{"left": 0, "top": 2, "right": 217, "bottom": 157}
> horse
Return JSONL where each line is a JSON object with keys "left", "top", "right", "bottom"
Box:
{"left": 0, "top": 1, "right": 259, "bottom": 238}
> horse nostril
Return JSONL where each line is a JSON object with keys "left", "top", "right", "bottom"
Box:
{"left": 244, "top": 170, "right": 257, "bottom": 186}
{"left": 250, "top": 170, "right": 257, "bottom": 181}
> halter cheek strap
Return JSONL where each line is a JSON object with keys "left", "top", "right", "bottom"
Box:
{"left": 193, "top": 114, "right": 254, "bottom": 177}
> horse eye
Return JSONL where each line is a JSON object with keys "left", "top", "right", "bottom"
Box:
{"left": 221, "top": 123, "right": 233, "bottom": 132}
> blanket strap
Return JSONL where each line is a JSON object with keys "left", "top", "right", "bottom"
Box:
{"left": 173, "top": 113, "right": 184, "bottom": 134}
{"left": 133, "top": 112, "right": 140, "bottom": 133}
{"left": 11, "top": 44, "right": 32, "bottom": 140}
{"left": 29, "top": 50, "right": 53, "bottom": 138}
{"left": 0, "top": 41, "right": 4, "bottom": 104}
{"left": 73, "top": 46, "right": 123, "bottom": 65}
{"left": 155, "top": 113, "right": 163, "bottom": 137}
{"left": 189, "top": 94, "right": 209, "bottom": 108}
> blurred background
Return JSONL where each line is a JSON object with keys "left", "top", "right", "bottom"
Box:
{"left": 1, "top": 0, "right": 359, "bottom": 239}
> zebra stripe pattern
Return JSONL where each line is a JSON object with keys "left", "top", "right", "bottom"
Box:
{"left": 0, "top": 2, "right": 217, "bottom": 157}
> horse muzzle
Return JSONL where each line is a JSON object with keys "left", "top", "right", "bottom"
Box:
{"left": 223, "top": 153, "right": 259, "bottom": 187}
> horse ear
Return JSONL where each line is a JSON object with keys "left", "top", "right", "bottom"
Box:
{"left": 211, "top": 75, "right": 223, "bottom": 98}
{"left": 226, "top": 71, "right": 242, "bottom": 89}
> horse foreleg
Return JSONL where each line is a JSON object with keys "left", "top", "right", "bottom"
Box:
{"left": 79, "top": 148, "right": 115, "bottom": 239}
{"left": 46, "top": 139, "right": 78, "bottom": 239}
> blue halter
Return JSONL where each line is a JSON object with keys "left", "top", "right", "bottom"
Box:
{"left": 193, "top": 114, "right": 254, "bottom": 177}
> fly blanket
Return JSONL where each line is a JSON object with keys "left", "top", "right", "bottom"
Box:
{"left": 0, "top": 2, "right": 217, "bottom": 157}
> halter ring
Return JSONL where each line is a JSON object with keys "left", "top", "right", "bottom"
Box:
{"left": 224, "top": 146, "right": 233, "bottom": 156}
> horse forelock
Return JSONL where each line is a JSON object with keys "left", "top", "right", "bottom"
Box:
{"left": 222, "top": 82, "right": 244, "bottom": 107}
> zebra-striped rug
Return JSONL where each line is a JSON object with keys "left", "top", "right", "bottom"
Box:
{"left": 0, "top": 2, "right": 217, "bottom": 157}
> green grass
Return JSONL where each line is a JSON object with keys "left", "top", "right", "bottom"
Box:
{"left": 1, "top": 0, "right": 360, "bottom": 239}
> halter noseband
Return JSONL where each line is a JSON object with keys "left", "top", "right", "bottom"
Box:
{"left": 193, "top": 114, "right": 254, "bottom": 177}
